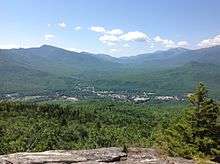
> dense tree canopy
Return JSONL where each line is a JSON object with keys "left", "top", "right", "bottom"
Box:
{"left": 0, "top": 83, "right": 219, "bottom": 160}
{"left": 0, "top": 100, "right": 182, "bottom": 154}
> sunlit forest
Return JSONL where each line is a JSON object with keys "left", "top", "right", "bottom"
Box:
{"left": 0, "top": 83, "right": 219, "bottom": 159}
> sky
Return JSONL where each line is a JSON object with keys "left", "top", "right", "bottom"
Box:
{"left": 0, "top": 0, "right": 220, "bottom": 57}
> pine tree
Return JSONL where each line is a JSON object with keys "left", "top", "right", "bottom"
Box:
{"left": 188, "top": 83, "right": 219, "bottom": 155}
{"left": 155, "top": 83, "right": 220, "bottom": 158}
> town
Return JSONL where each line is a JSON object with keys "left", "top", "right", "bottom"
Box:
{"left": 0, "top": 85, "right": 186, "bottom": 103}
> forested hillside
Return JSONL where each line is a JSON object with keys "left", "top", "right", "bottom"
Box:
{"left": 0, "top": 84, "right": 219, "bottom": 159}
{"left": 0, "top": 45, "right": 220, "bottom": 98}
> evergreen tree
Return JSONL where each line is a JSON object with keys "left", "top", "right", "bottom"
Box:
{"left": 155, "top": 83, "right": 220, "bottom": 158}
{"left": 188, "top": 83, "right": 220, "bottom": 155}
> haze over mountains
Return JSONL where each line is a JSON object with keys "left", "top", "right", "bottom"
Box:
{"left": 0, "top": 45, "right": 220, "bottom": 97}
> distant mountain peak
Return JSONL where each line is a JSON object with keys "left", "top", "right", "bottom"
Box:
{"left": 167, "top": 47, "right": 189, "bottom": 53}
{"left": 80, "top": 51, "right": 92, "bottom": 55}
{"left": 40, "top": 44, "right": 57, "bottom": 49}
{"left": 151, "top": 47, "right": 189, "bottom": 55}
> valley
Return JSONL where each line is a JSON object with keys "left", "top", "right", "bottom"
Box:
{"left": 0, "top": 86, "right": 185, "bottom": 103}
{"left": 1, "top": 45, "right": 220, "bottom": 100}
{"left": 1, "top": 1, "right": 220, "bottom": 163}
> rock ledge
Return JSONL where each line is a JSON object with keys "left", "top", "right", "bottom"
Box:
{"left": 0, "top": 147, "right": 196, "bottom": 164}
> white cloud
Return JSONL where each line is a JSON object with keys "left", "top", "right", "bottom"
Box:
{"left": 90, "top": 26, "right": 106, "bottom": 33}
{"left": 47, "top": 24, "right": 51, "bottom": 27}
{"left": 74, "top": 26, "right": 82, "bottom": 31}
{"left": 154, "top": 36, "right": 189, "bottom": 48}
{"left": 90, "top": 26, "right": 190, "bottom": 50}
{"left": 99, "top": 35, "right": 119, "bottom": 44}
{"left": 119, "top": 31, "right": 148, "bottom": 42}
{"left": 106, "top": 42, "right": 116, "bottom": 46}
{"left": 198, "top": 35, "right": 220, "bottom": 48}
{"left": 97, "top": 30, "right": 148, "bottom": 46}
{"left": 58, "top": 22, "right": 66, "bottom": 28}
{"left": 90, "top": 26, "right": 124, "bottom": 36}
{"left": 123, "top": 43, "right": 130, "bottom": 48}
{"left": 177, "top": 41, "right": 188, "bottom": 47}
{"left": 90, "top": 26, "right": 149, "bottom": 45}
{"left": 110, "top": 48, "right": 117, "bottom": 52}
{"left": 44, "top": 34, "right": 55, "bottom": 41}
{"left": 106, "top": 29, "right": 124, "bottom": 35}
{"left": 153, "top": 36, "right": 163, "bottom": 43}
{"left": 154, "top": 36, "right": 176, "bottom": 48}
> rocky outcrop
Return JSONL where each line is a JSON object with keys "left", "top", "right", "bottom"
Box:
{"left": 0, "top": 147, "right": 196, "bottom": 164}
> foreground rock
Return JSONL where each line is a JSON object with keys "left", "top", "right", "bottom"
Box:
{"left": 0, "top": 147, "right": 196, "bottom": 164}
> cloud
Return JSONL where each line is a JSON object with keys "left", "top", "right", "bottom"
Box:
{"left": 74, "top": 26, "right": 82, "bottom": 31}
{"left": 44, "top": 34, "right": 55, "bottom": 41}
{"left": 177, "top": 41, "right": 188, "bottom": 47}
{"left": 47, "top": 24, "right": 51, "bottom": 27}
{"left": 90, "top": 26, "right": 149, "bottom": 45}
{"left": 90, "top": 26, "right": 190, "bottom": 50}
{"left": 119, "top": 31, "right": 148, "bottom": 42}
{"left": 90, "top": 26, "right": 106, "bottom": 33}
{"left": 106, "top": 42, "right": 116, "bottom": 46}
{"left": 123, "top": 43, "right": 130, "bottom": 48}
{"left": 99, "top": 35, "right": 119, "bottom": 44}
{"left": 96, "top": 30, "right": 148, "bottom": 46}
{"left": 110, "top": 48, "right": 117, "bottom": 52}
{"left": 154, "top": 36, "right": 176, "bottom": 48}
{"left": 154, "top": 36, "right": 189, "bottom": 48}
{"left": 58, "top": 22, "right": 66, "bottom": 28}
{"left": 198, "top": 35, "right": 220, "bottom": 48}
{"left": 106, "top": 29, "right": 124, "bottom": 35}
{"left": 90, "top": 26, "right": 124, "bottom": 36}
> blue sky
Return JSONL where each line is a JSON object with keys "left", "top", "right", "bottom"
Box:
{"left": 0, "top": 0, "right": 220, "bottom": 57}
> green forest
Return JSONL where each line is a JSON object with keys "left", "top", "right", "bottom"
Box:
{"left": 0, "top": 83, "right": 219, "bottom": 160}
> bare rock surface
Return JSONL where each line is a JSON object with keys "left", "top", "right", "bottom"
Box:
{"left": 0, "top": 147, "right": 196, "bottom": 164}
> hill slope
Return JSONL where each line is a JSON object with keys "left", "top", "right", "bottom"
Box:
{"left": 0, "top": 45, "right": 220, "bottom": 97}
{"left": 92, "top": 62, "right": 220, "bottom": 96}
{"left": 0, "top": 45, "right": 120, "bottom": 76}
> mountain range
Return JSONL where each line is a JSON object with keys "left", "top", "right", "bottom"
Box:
{"left": 0, "top": 45, "right": 220, "bottom": 97}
